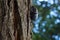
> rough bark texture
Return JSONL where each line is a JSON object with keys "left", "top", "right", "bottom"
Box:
{"left": 0, "top": 0, "right": 32, "bottom": 40}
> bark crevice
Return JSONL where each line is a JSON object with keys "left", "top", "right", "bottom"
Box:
{"left": 13, "top": 0, "right": 23, "bottom": 40}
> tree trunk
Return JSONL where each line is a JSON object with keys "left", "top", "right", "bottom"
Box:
{"left": 0, "top": 0, "right": 32, "bottom": 40}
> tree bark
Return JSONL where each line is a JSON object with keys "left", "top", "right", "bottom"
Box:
{"left": 0, "top": 0, "right": 32, "bottom": 40}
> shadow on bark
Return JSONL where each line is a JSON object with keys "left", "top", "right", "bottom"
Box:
{"left": 13, "top": 0, "right": 23, "bottom": 40}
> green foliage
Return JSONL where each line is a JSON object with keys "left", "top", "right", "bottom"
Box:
{"left": 34, "top": 4, "right": 50, "bottom": 21}
{"left": 32, "top": 0, "right": 60, "bottom": 40}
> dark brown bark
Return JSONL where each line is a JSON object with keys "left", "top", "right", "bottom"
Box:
{"left": 0, "top": 0, "right": 32, "bottom": 40}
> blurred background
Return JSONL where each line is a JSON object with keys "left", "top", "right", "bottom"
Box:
{"left": 32, "top": 0, "right": 60, "bottom": 40}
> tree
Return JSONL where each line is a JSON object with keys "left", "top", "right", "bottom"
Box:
{"left": 0, "top": 0, "right": 32, "bottom": 40}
